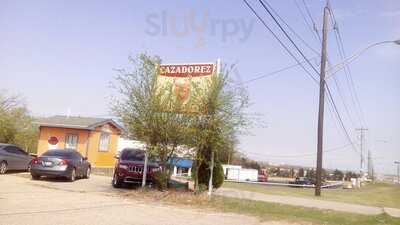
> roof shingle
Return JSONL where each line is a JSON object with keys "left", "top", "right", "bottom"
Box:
{"left": 35, "top": 115, "right": 124, "bottom": 132}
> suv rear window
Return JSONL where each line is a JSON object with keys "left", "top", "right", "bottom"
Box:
{"left": 120, "top": 149, "right": 145, "bottom": 161}
{"left": 42, "top": 150, "right": 73, "bottom": 157}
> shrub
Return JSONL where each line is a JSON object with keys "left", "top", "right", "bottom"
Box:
{"left": 198, "top": 161, "right": 224, "bottom": 189}
{"left": 153, "top": 171, "right": 169, "bottom": 191}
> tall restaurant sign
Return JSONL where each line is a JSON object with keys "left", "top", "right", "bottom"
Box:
{"left": 156, "top": 62, "right": 217, "bottom": 113}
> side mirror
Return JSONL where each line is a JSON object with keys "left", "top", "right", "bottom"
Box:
{"left": 83, "top": 157, "right": 88, "bottom": 161}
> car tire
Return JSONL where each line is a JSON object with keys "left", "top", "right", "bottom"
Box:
{"left": 0, "top": 161, "right": 7, "bottom": 174}
{"left": 68, "top": 168, "right": 76, "bottom": 182}
{"left": 112, "top": 173, "right": 123, "bottom": 188}
{"left": 26, "top": 163, "right": 31, "bottom": 172}
{"left": 83, "top": 167, "right": 91, "bottom": 179}
{"left": 31, "top": 174, "right": 40, "bottom": 180}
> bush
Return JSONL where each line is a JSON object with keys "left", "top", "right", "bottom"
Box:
{"left": 153, "top": 171, "right": 169, "bottom": 191}
{"left": 198, "top": 161, "right": 224, "bottom": 189}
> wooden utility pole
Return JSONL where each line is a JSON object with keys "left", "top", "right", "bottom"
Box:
{"left": 395, "top": 161, "right": 400, "bottom": 185}
{"left": 315, "top": 3, "right": 329, "bottom": 197}
{"left": 356, "top": 127, "right": 368, "bottom": 174}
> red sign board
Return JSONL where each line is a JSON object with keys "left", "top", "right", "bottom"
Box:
{"left": 48, "top": 136, "right": 59, "bottom": 145}
{"left": 159, "top": 63, "right": 215, "bottom": 77}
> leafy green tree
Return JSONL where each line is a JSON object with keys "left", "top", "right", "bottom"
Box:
{"left": 0, "top": 91, "right": 38, "bottom": 153}
{"left": 198, "top": 161, "right": 224, "bottom": 189}
{"left": 111, "top": 54, "right": 193, "bottom": 187}
{"left": 333, "top": 169, "right": 344, "bottom": 181}
{"left": 187, "top": 68, "right": 250, "bottom": 193}
{"left": 112, "top": 55, "right": 250, "bottom": 192}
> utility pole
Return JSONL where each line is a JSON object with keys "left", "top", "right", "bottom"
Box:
{"left": 356, "top": 127, "right": 368, "bottom": 175}
{"left": 367, "top": 150, "right": 373, "bottom": 180}
{"left": 315, "top": 3, "right": 329, "bottom": 197}
{"left": 395, "top": 161, "right": 400, "bottom": 184}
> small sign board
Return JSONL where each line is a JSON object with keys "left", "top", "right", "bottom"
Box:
{"left": 156, "top": 62, "right": 217, "bottom": 113}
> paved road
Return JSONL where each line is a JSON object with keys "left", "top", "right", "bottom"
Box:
{"left": 0, "top": 174, "right": 298, "bottom": 225}
{"left": 215, "top": 187, "right": 400, "bottom": 217}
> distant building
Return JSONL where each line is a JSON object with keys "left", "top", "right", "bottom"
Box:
{"left": 169, "top": 157, "right": 193, "bottom": 177}
{"left": 35, "top": 115, "right": 124, "bottom": 167}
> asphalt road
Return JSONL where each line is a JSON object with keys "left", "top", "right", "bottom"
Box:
{"left": 0, "top": 173, "right": 295, "bottom": 225}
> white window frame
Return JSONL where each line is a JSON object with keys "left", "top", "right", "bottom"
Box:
{"left": 65, "top": 134, "right": 78, "bottom": 150}
{"left": 98, "top": 132, "right": 110, "bottom": 152}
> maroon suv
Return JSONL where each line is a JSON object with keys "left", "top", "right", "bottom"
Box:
{"left": 112, "top": 148, "right": 160, "bottom": 188}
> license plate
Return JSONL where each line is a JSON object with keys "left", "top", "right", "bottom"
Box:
{"left": 42, "top": 161, "right": 53, "bottom": 167}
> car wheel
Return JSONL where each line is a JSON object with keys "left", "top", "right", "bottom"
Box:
{"left": 0, "top": 161, "right": 7, "bottom": 174}
{"left": 31, "top": 174, "right": 40, "bottom": 180}
{"left": 68, "top": 168, "right": 76, "bottom": 182}
{"left": 26, "top": 164, "right": 31, "bottom": 172}
{"left": 112, "top": 173, "right": 123, "bottom": 188}
{"left": 84, "top": 167, "right": 91, "bottom": 179}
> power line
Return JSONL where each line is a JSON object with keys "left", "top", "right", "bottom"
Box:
{"left": 259, "top": 0, "right": 321, "bottom": 77}
{"left": 259, "top": 0, "right": 357, "bottom": 158}
{"left": 258, "top": 0, "right": 359, "bottom": 154}
{"left": 237, "top": 58, "right": 317, "bottom": 85}
{"left": 290, "top": 0, "right": 356, "bottom": 151}
{"left": 326, "top": 84, "right": 360, "bottom": 156}
{"left": 244, "top": 143, "right": 353, "bottom": 158}
{"left": 265, "top": 0, "right": 320, "bottom": 56}
{"left": 242, "top": 0, "right": 318, "bottom": 83}
{"left": 301, "top": 0, "right": 322, "bottom": 42}
{"left": 293, "top": 0, "right": 321, "bottom": 43}
{"left": 328, "top": 4, "right": 366, "bottom": 127}
{"left": 243, "top": 0, "right": 360, "bottom": 159}
{"left": 296, "top": 1, "right": 361, "bottom": 130}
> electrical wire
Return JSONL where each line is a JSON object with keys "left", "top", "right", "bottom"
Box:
{"left": 237, "top": 58, "right": 317, "bottom": 86}
{"left": 265, "top": 0, "right": 359, "bottom": 130}
{"left": 242, "top": 0, "right": 318, "bottom": 84}
{"left": 244, "top": 143, "right": 353, "bottom": 158}
{"left": 248, "top": 0, "right": 361, "bottom": 156}
{"left": 293, "top": 0, "right": 321, "bottom": 43}
{"left": 327, "top": 4, "right": 366, "bottom": 127}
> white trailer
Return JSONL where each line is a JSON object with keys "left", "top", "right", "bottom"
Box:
{"left": 226, "top": 168, "right": 258, "bottom": 182}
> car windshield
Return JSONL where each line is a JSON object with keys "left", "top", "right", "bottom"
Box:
{"left": 120, "top": 149, "right": 145, "bottom": 161}
{"left": 42, "top": 150, "right": 72, "bottom": 157}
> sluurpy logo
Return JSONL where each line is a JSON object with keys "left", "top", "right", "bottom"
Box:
{"left": 145, "top": 10, "right": 255, "bottom": 47}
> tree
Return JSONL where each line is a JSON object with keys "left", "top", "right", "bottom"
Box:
{"left": 306, "top": 169, "right": 316, "bottom": 179}
{"left": 332, "top": 169, "right": 344, "bottom": 181}
{"left": 112, "top": 55, "right": 250, "bottom": 191}
{"left": 298, "top": 168, "right": 305, "bottom": 177}
{"left": 198, "top": 161, "right": 224, "bottom": 189}
{"left": 111, "top": 54, "right": 193, "bottom": 187}
{"left": 186, "top": 66, "right": 250, "bottom": 193}
{"left": 0, "top": 91, "right": 38, "bottom": 153}
{"left": 345, "top": 171, "right": 359, "bottom": 181}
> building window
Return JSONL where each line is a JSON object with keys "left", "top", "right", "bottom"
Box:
{"left": 99, "top": 132, "right": 110, "bottom": 152}
{"left": 65, "top": 134, "right": 78, "bottom": 149}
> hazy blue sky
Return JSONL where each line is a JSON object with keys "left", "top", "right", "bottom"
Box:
{"left": 1, "top": 0, "right": 399, "bottom": 174}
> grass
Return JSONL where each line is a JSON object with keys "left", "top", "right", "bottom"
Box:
{"left": 223, "top": 181, "right": 400, "bottom": 209}
{"left": 120, "top": 188, "right": 400, "bottom": 225}
{"left": 212, "top": 197, "right": 400, "bottom": 225}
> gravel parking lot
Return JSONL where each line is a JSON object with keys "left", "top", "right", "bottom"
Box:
{"left": 0, "top": 173, "right": 297, "bottom": 225}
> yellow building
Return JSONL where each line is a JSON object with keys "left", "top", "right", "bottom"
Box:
{"left": 36, "top": 116, "right": 124, "bottom": 168}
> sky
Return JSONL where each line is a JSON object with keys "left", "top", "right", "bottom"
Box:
{"left": 1, "top": 0, "right": 399, "bottom": 175}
